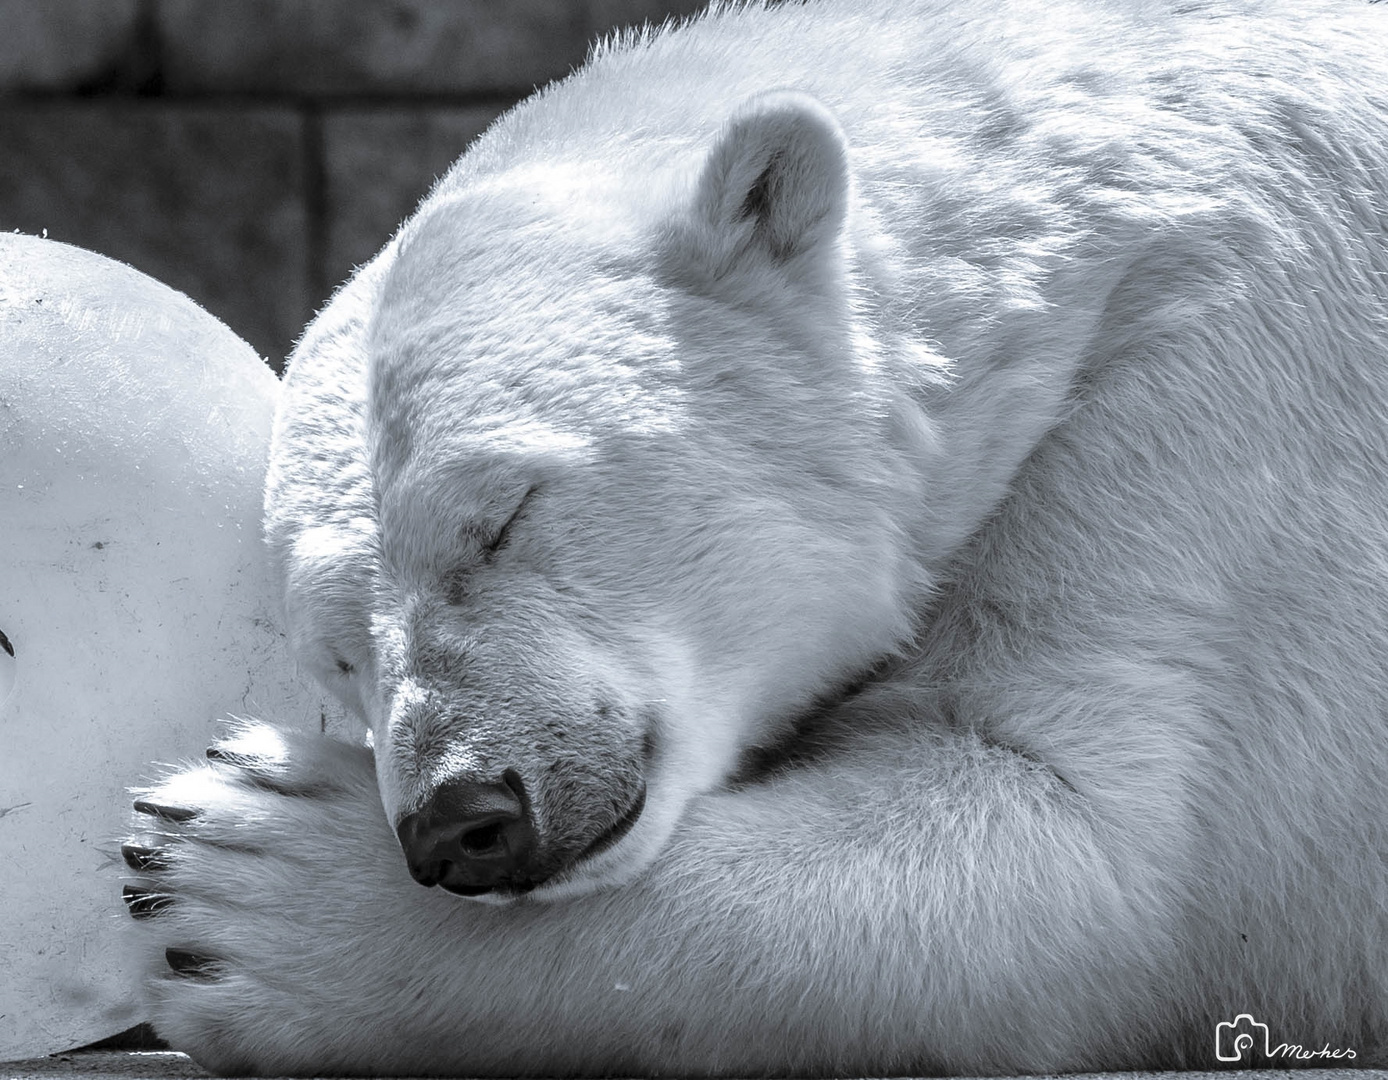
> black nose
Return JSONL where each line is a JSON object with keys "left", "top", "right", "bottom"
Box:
{"left": 394, "top": 770, "right": 539, "bottom": 895}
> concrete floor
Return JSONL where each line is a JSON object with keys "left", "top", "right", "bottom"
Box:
{"left": 1, "top": 1052, "right": 203, "bottom": 1080}
{"left": 3, "top": 1057, "right": 1386, "bottom": 1080}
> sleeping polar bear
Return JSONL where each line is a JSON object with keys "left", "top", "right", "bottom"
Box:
{"left": 123, "top": 0, "right": 1388, "bottom": 1072}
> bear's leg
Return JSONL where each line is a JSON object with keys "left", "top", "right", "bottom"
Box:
{"left": 124, "top": 712, "right": 1186, "bottom": 1076}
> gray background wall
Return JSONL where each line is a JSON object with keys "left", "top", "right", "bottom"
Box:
{"left": 0, "top": 0, "right": 707, "bottom": 371}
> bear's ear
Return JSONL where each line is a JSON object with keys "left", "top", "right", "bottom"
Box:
{"left": 687, "top": 91, "right": 849, "bottom": 272}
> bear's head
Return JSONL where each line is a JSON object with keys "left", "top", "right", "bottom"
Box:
{"left": 266, "top": 92, "right": 936, "bottom": 901}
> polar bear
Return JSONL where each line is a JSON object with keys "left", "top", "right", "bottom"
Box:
{"left": 122, "top": 0, "right": 1388, "bottom": 1073}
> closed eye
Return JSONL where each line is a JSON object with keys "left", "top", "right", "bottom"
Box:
{"left": 485, "top": 485, "right": 537, "bottom": 558}
{"left": 446, "top": 487, "right": 539, "bottom": 603}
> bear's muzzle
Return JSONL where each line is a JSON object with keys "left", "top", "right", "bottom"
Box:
{"left": 394, "top": 769, "right": 647, "bottom": 897}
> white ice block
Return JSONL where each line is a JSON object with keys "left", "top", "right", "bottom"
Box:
{"left": 0, "top": 235, "right": 346, "bottom": 1060}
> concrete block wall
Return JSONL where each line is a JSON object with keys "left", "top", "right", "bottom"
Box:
{"left": 0, "top": 0, "right": 707, "bottom": 369}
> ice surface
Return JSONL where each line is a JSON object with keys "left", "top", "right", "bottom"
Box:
{"left": 0, "top": 235, "right": 345, "bottom": 1060}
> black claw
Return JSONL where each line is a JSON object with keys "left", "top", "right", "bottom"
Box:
{"left": 206, "top": 745, "right": 257, "bottom": 767}
{"left": 133, "top": 799, "right": 197, "bottom": 823}
{"left": 165, "top": 947, "right": 221, "bottom": 980}
{"left": 121, "top": 842, "right": 171, "bottom": 873}
{"left": 122, "top": 885, "right": 173, "bottom": 920}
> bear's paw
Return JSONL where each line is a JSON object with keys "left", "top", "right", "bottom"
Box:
{"left": 121, "top": 724, "right": 427, "bottom": 1076}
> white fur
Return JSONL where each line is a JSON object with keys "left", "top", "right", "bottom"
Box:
{"left": 133, "top": 0, "right": 1387, "bottom": 1072}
